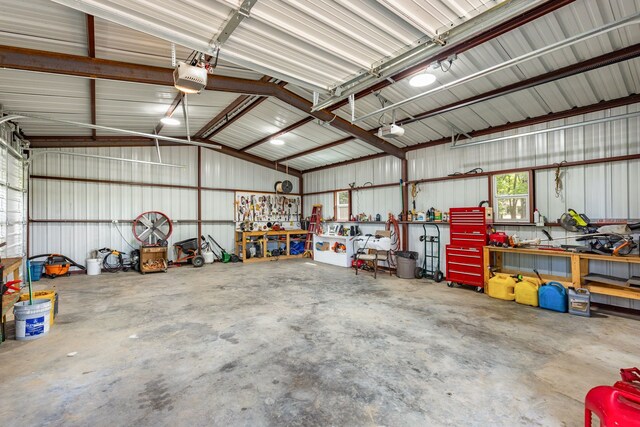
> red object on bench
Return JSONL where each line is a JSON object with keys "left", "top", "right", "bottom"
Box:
{"left": 584, "top": 367, "right": 640, "bottom": 427}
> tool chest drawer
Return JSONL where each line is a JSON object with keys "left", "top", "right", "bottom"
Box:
{"left": 446, "top": 268, "right": 484, "bottom": 287}
{"left": 446, "top": 246, "right": 482, "bottom": 262}
{"left": 450, "top": 230, "right": 487, "bottom": 246}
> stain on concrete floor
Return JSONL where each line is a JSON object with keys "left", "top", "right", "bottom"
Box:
{"left": 1, "top": 259, "right": 638, "bottom": 426}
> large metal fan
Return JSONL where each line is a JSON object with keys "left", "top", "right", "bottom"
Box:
{"left": 132, "top": 211, "right": 173, "bottom": 244}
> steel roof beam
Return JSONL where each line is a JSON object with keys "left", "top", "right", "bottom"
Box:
{"left": 86, "top": 14, "right": 97, "bottom": 139}
{"left": 301, "top": 94, "right": 640, "bottom": 173}
{"left": 194, "top": 75, "right": 271, "bottom": 139}
{"left": 0, "top": 45, "right": 402, "bottom": 158}
{"left": 241, "top": 117, "right": 314, "bottom": 152}
{"left": 272, "top": 87, "right": 405, "bottom": 158}
{"left": 275, "top": 137, "right": 353, "bottom": 163}
{"left": 273, "top": 45, "right": 640, "bottom": 163}
{"left": 238, "top": 0, "right": 574, "bottom": 151}
{"left": 314, "top": 0, "right": 577, "bottom": 111}
{"left": 397, "top": 43, "right": 640, "bottom": 126}
{"left": 153, "top": 92, "right": 183, "bottom": 135}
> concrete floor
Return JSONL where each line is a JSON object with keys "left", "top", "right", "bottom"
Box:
{"left": 1, "top": 260, "right": 638, "bottom": 426}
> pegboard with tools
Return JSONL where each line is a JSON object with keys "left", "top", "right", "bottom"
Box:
{"left": 235, "top": 191, "right": 301, "bottom": 231}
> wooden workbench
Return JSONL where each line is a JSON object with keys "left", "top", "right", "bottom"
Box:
{"left": 483, "top": 246, "right": 640, "bottom": 300}
{"left": 1, "top": 257, "right": 23, "bottom": 342}
{"left": 235, "top": 229, "right": 307, "bottom": 263}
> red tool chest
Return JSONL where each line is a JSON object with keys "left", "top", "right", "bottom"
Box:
{"left": 446, "top": 207, "right": 491, "bottom": 290}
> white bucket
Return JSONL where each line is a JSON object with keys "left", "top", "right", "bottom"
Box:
{"left": 86, "top": 258, "right": 101, "bottom": 275}
{"left": 203, "top": 251, "right": 215, "bottom": 264}
{"left": 14, "top": 299, "right": 51, "bottom": 340}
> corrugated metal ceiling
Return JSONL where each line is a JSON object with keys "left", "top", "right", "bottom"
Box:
{"left": 0, "top": 0, "right": 639, "bottom": 171}
{"left": 49, "top": 0, "right": 505, "bottom": 91}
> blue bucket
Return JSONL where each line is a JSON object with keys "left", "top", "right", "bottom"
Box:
{"left": 29, "top": 261, "right": 45, "bottom": 281}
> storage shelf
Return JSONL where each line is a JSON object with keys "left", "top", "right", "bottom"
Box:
{"left": 484, "top": 246, "right": 640, "bottom": 301}
{"left": 235, "top": 229, "right": 307, "bottom": 263}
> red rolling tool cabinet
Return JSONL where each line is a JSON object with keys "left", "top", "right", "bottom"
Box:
{"left": 446, "top": 207, "right": 491, "bottom": 291}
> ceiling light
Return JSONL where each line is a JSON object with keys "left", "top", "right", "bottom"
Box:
{"left": 161, "top": 117, "right": 180, "bottom": 126}
{"left": 270, "top": 139, "right": 285, "bottom": 146}
{"left": 409, "top": 72, "right": 437, "bottom": 88}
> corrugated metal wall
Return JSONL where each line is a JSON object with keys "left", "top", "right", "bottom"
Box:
{"left": 303, "top": 156, "right": 402, "bottom": 218}
{"left": 304, "top": 103, "right": 640, "bottom": 309}
{"left": 29, "top": 146, "right": 299, "bottom": 264}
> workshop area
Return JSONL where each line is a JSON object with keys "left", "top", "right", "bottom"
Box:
{"left": 0, "top": 0, "right": 639, "bottom": 426}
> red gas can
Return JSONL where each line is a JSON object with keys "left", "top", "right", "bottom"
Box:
{"left": 584, "top": 367, "right": 640, "bottom": 427}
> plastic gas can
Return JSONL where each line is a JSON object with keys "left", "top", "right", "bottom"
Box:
{"left": 539, "top": 282, "right": 567, "bottom": 312}
{"left": 487, "top": 273, "right": 516, "bottom": 301}
{"left": 515, "top": 277, "right": 539, "bottom": 307}
{"left": 568, "top": 287, "right": 590, "bottom": 317}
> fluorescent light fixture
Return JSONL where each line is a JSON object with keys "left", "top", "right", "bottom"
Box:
{"left": 270, "top": 139, "right": 285, "bottom": 146}
{"left": 161, "top": 117, "right": 180, "bottom": 126}
{"left": 409, "top": 72, "right": 437, "bottom": 88}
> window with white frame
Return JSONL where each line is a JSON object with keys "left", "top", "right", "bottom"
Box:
{"left": 335, "top": 190, "right": 350, "bottom": 221}
{"left": 493, "top": 171, "right": 531, "bottom": 222}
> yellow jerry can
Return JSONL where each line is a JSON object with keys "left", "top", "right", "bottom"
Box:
{"left": 487, "top": 273, "right": 516, "bottom": 301}
{"left": 515, "top": 277, "right": 540, "bottom": 307}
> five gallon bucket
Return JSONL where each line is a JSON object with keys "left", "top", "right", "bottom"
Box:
{"left": 20, "top": 291, "right": 57, "bottom": 326}
{"left": 29, "top": 261, "right": 45, "bottom": 281}
{"left": 14, "top": 299, "right": 51, "bottom": 340}
{"left": 396, "top": 251, "right": 418, "bottom": 279}
{"left": 203, "top": 250, "right": 215, "bottom": 264}
{"left": 86, "top": 258, "right": 101, "bottom": 275}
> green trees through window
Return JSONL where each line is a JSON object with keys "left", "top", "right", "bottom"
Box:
{"left": 493, "top": 172, "right": 530, "bottom": 222}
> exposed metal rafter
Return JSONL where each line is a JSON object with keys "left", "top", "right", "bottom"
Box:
{"left": 50, "top": 0, "right": 326, "bottom": 93}
{"left": 277, "top": 44, "right": 640, "bottom": 163}
{"left": 86, "top": 14, "right": 97, "bottom": 139}
{"left": 192, "top": 76, "right": 270, "bottom": 139}
{"left": 302, "top": 94, "right": 640, "bottom": 173}
{"left": 153, "top": 92, "right": 183, "bottom": 135}
{"left": 0, "top": 45, "right": 404, "bottom": 158}
{"left": 275, "top": 137, "right": 353, "bottom": 163}
{"left": 313, "top": 0, "right": 576, "bottom": 111}
{"left": 352, "top": 13, "right": 640, "bottom": 123}
{"left": 241, "top": 117, "right": 313, "bottom": 152}
{"left": 397, "top": 43, "right": 640, "bottom": 127}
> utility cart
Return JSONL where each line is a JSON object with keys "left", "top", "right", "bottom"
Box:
{"left": 415, "top": 223, "right": 443, "bottom": 282}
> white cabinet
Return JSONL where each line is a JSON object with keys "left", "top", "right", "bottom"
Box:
{"left": 312, "top": 234, "right": 355, "bottom": 267}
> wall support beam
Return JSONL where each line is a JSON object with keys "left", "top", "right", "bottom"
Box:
{"left": 26, "top": 135, "right": 303, "bottom": 177}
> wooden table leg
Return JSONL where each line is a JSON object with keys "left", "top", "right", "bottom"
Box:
{"left": 483, "top": 247, "right": 491, "bottom": 287}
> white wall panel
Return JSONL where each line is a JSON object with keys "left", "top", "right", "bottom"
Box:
{"left": 31, "top": 147, "right": 199, "bottom": 187}
{"left": 201, "top": 148, "right": 299, "bottom": 193}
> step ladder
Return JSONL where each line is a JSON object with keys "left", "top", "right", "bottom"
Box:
{"left": 303, "top": 205, "right": 322, "bottom": 258}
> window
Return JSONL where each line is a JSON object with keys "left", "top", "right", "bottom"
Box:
{"left": 493, "top": 171, "right": 531, "bottom": 222}
{"left": 335, "top": 190, "right": 350, "bottom": 221}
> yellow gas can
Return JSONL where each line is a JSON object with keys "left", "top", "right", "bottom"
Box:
{"left": 487, "top": 273, "right": 516, "bottom": 301}
{"left": 515, "top": 277, "right": 540, "bottom": 307}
